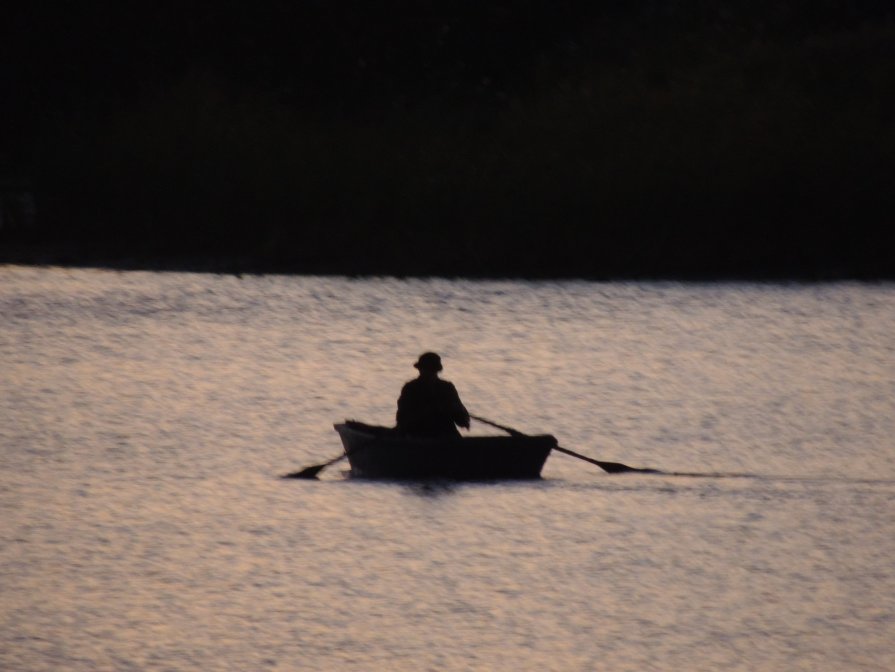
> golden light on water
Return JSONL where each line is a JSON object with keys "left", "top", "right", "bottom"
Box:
{"left": 2, "top": 267, "right": 894, "bottom": 670}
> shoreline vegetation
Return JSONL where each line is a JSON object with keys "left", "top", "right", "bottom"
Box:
{"left": 2, "top": 2, "right": 893, "bottom": 279}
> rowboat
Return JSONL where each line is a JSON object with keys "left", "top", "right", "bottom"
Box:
{"left": 334, "top": 421, "right": 557, "bottom": 480}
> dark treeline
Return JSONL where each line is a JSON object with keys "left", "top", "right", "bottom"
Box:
{"left": 2, "top": 1, "right": 894, "bottom": 278}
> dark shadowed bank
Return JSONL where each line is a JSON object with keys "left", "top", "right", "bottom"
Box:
{"left": 2, "top": 1, "right": 893, "bottom": 279}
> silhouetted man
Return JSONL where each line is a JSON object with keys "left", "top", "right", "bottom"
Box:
{"left": 396, "top": 352, "right": 470, "bottom": 437}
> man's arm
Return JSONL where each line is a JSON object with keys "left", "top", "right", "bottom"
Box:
{"left": 448, "top": 383, "right": 470, "bottom": 429}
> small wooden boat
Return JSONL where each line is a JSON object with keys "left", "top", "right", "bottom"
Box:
{"left": 334, "top": 421, "right": 557, "bottom": 480}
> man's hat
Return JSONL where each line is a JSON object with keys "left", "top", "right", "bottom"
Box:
{"left": 414, "top": 352, "right": 443, "bottom": 372}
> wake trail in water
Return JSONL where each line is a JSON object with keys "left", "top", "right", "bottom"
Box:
{"left": 619, "top": 468, "right": 895, "bottom": 485}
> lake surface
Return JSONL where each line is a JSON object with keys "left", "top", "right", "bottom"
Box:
{"left": 2, "top": 266, "right": 894, "bottom": 671}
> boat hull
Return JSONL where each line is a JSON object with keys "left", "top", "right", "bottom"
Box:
{"left": 334, "top": 421, "right": 556, "bottom": 480}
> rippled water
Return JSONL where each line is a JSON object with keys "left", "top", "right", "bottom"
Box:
{"left": 2, "top": 266, "right": 894, "bottom": 671}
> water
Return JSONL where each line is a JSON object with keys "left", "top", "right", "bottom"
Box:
{"left": 2, "top": 266, "right": 894, "bottom": 671}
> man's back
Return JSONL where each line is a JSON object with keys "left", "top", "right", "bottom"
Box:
{"left": 396, "top": 377, "right": 469, "bottom": 437}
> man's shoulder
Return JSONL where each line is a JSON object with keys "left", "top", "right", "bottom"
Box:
{"left": 435, "top": 379, "right": 459, "bottom": 395}
{"left": 401, "top": 378, "right": 455, "bottom": 391}
{"left": 400, "top": 378, "right": 430, "bottom": 393}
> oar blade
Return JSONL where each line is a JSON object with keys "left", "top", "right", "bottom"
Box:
{"left": 282, "top": 464, "right": 327, "bottom": 479}
{"left": 597, "top": 460, "right": 661, "bottom": 475}
{"left": 282, "top": 453, "right": 349, "bottom": 479}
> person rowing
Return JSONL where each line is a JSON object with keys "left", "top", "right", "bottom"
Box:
{"left": 396, "top": 352, "right": 470, "bottom": 438}
{"left": 284, "top": 352, "right": 655, "bottom": 478}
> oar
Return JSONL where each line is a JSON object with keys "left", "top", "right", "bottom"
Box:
{"left": 284, "top": 422, "right": 394, "bottom": 479}
{"left": 470, "top": 414, "right": 660, "bottom": 474}
{"left": 282, "top": 453, "right": 348, "bottom": 479}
